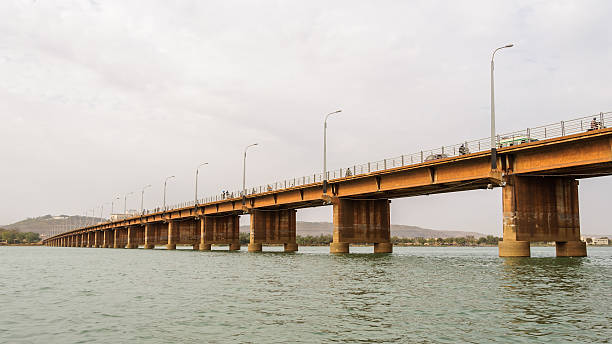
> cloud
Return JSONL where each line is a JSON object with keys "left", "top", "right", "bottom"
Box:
{"left": 0, "top": 0, "right": 611, "bottom": 234}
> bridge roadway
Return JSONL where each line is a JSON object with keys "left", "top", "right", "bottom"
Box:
{"left": 44, "top": 125, "right": 612, "bottom": 257}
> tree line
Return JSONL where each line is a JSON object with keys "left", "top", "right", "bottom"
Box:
{"left": 238, "top": 232, "right": 500, "bottom": 246}
{"left": 0, "top": 228, "right": 41, "bottom": 244}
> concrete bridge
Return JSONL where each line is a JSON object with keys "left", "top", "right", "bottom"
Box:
{"left": 43, "top": 113, "right": 612, "bottom": 257}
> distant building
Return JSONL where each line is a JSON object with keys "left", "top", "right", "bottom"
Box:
{"left": 592, "top": 238, "right": 609, "bottom": 245}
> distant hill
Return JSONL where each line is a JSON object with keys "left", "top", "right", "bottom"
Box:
{"left": 3, "top": 215, "right": 105, "bottom": 235}
{"left": 240, "top": 221, "right": 487, "bottom": 239}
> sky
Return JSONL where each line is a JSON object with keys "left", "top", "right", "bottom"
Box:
{"left": 0, "top": 0, "right": 611, "bottom": 235}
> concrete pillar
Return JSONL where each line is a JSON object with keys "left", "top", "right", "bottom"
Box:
{"left": 126, "top": 227, "right": 138, "bottom": 249}
{"left": 144, "top": 224, "right": 155, "bottom": 249}
{"left": 249, "top": 209, "right": 297, "bottom": 252}
{"left": 113, "top": 229, "right": 120, "bottom": 248}
{"left": 330, "top": 198, "right": 392, "bottom": 254}
{"left": 198, "top": 218, "right": 210, "bottom": 250}
{"left": 199, "top": 215, "right": 240, "bottom": 251}
{"left": 556, "top": 241, "right": 587, "bottom": 257}
{"left": 167, "top": 221, "right": 176, "bottom": 250}
{"left": 499, "top": 176, "right": 586, "bottom": 257}
{"left": 80, "top": 234, "right": 85, "bottom": 247}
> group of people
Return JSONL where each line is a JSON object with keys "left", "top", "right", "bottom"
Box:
{"left": 220, "top": 190, "right": 234, "bottom": 199}
{"left": 590, "top": 117, "right": 602, "bottom": 131}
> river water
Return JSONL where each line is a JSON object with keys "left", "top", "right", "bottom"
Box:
{"left": 1, "top": 246, "right": 610, "bottom": 343}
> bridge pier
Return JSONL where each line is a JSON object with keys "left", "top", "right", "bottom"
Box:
{"left": 199, "top": 215, "right": 241, "bottom": 251}
{"left": 167, "top": 221, "right": 176, "bottom": 250}
{"left": 126, "top": 226, "right": 138, "bottom": 249}
{"left": 500, "top": 175, "right": 586, "bottom": 257}
{"left": 113, "top": 228, "right": 120, "bottom": 248}
{"left": 101, "top": 230, "right": 108, "bottom": 248}
{"left": 144, "top": 224, "right": 155, "bottom": 249}
{"left": 330, "top": 198, "right": 392, "bottom": 254}
{"left": 248, "top": 209, "right": 297, "bottom": 253}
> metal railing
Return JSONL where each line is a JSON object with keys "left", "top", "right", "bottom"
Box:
{"left": 48, "top": 111, "right": 611, "bottom": 237}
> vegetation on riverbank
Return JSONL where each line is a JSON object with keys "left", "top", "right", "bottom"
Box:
{"left": 0, "top": 228, "right": 41, "bottom": 244}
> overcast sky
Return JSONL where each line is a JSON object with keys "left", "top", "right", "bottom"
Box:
{"left": 1, "top": 0, "right": 611, "bottom": 235}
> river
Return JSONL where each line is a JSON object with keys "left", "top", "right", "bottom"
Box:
{"left": 1, "top": 246, "right": 610, "bottom": 343}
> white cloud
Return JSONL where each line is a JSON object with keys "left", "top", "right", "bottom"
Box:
{"left": 0, "top": 0, "right": 611, "bottom": 234}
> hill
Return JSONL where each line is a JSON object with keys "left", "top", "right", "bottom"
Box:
{"left": 3, "top": 215, "right": 105, "bottom": 235}
{"left": 240, "top": 221, "right": 486, "bottom": 239}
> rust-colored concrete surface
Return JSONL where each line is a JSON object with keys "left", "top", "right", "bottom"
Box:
{"left": 250, "top": 209, "right": 297, "bottom": 252}
{"left": 331, "top": 198, "right": 392, "bottom": 254}
{"left": 498, "top": 240, "right": 531, "bottom": 257}
{"left": 556, "top": 241, "right": 587, "bottom": 257}
{"left": 200, "top": 215, "right": 240, "bottom": 250}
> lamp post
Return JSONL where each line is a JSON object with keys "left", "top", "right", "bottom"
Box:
{"left": 323, "top": 109, "right": 342, "bottom": 193}
{"left": 242, "top": 143, "right": 258, "bottom": 202}
{"left": 124, "top": 192, "right": 133, "bottom": 215}
{"left": 140, "top": 184, "right": 152, "bottom": 214}
{"left": 195, "top": 162, "right": 208, "bottom": 205}
{"left": 490, "top": 44, "right": 514, "bottom": 170}
{"left": 163, "top": 175, "right": 175, "bottom": 209}
{"left": 111, "top": 196, "right": 120, "bottom": 219}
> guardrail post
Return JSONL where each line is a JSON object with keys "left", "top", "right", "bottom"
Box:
{"left": 368, "top": 162, "right": 371, "bottom": 173}
{"left": 383, "top": 159, "right": 386, "bottom": 170}
{"left": 420, "top": 151, "right": 423, "bottom": 163}
{"left": 601, "top": 112, "right": 605, "bottom": 128}
{"left": 544, "top": 127, "right": 547, "bottom": 138}
{"left": 401, "top": 155, "right": 404, "bottom": 166}
{"left": 561, "top": 121, "right": 565, "bottom": 136}
{"left": 527, "top": 128, "right": 531, "bottom": 142}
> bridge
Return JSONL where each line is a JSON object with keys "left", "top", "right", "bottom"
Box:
{"left": 43, "top": 112, "right": 612, "bottom": 257}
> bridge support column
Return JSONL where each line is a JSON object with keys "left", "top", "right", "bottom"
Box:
{"left": 199, "top": 215, "right": 241, "bottom": 251}
{"left": 113, "top": 229, "right": 120, "bottom": 248}
{"left": 101, "top": 230, "right": 108, "bottom": 248}
{"left": 126, "top": 227, "right": 138, "bottom": 249}
{"left": 144, "top": 224, "right": 155, "bottom": 249}
{"left": 167, "top": 221, "right": 176, "bottom": 250}
{"left": 93, "top": 231, "right": 99, "bottom": 248}
{"left": 330, "top": 198, "right": 392, "bottom": 254}
{"left": 80, "top": 234, "right": 85, "bottom": 247}
{"left": 500, "top": 176, "right": 586, "bottom": 257}
{"left": 249, "top": 209, "right": 297, "bottom": 252}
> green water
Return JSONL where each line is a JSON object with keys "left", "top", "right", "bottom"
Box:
{"left": 1, "top": 246, "right": 610, "bottom": 343}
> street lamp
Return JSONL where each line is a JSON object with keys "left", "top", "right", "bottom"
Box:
{"left": 323, "top": 109, "right": 342, "bottom": 193}
{"left": 140, "top": 184, "right": 152, "bottom": 214}
{"left": 111, "top": 196, "right": 120, "bottom": 219}
{"left": 242, "top": 143, "right": 258, "bottom": 201}
{"left": 124, "top": 192, "right": 134, "bottom": 214}
{"left": 195, "top": 162, "right": 209, "bottom": 205}
{"left": 163, "top": 175, "right": 175, "bottom": 209}
{"left": 490, "top": 43, "right": 514, "bottom": 170}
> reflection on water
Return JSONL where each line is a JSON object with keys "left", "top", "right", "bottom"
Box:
{"left": 0, "top": 246, "right": 610, "bottom": 343}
